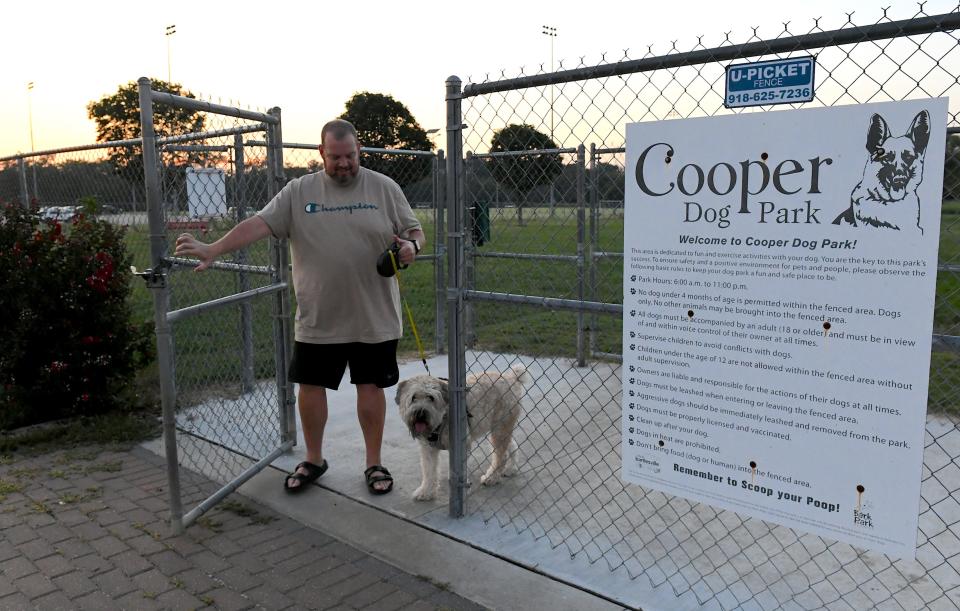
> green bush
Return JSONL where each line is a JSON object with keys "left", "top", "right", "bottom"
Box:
{"left": 0, "top": 200, "right": 154, "bottom": 430}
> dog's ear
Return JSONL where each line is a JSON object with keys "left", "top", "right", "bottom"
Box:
{"left": 866, "top": 114, "right": 890, "bottom": 157}
{"left": 395, "top": 379, "right": 409, "bottom": 405}
{"left": 439, "top": 380, "right": 449, "bottom": 405}
{"left": 909, "top": 110, "right": 931, "bottom": 156}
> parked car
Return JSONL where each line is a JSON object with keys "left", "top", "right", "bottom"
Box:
{"left": 42, "top": 206, "right": 81, "bottom": 222}
{"left": 41, "top": 206, "right": 66, "bottom": 221}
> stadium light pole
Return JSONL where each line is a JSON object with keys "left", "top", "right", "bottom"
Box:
{"left": 541, "top": 25, "right": 557, "bottom": 213}
{"left": 425, "top": 128, "right": 440, "bottom": 150}
{"left": 165, "top": 24, "right": 177, "bottom": 82}
{"left": 541, "top": 25, "right": 557, "bottom": 142}
{"left": 26, "top": 82, "right": 35, "bottom": 152}
{"left": 27, "top": 81, "right": 37, "bottom": 202}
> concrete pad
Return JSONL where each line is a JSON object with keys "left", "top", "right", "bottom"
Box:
{"left": 147, "top": 350, "right": 960, "bottom": 610}
{"left": 239, "top": 459, "right": 623, "bottom": 611}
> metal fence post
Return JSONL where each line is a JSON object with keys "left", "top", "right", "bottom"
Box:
{"left": 31, "top": 161, "right": 38, "bottom": 205}
{"left": 234, "top": 133, "right": 255, "bottom": 394}
{"left": 17, "top": 157, "right": 28, "bottom": 207}
{"left": 435, "top": 150, "right": 447, "bottom": 354}
{"left": 266, "top": 108, "right": 295, "bottom": 445}
{"left": 445, "top": 76, "right": 467, "bottom": 518}
{"left": 576, "top": 144, "right": 586, "bottom": 367}
{"left": 138, "top": 77, "right": 184, "bottom": 534}
{"left": 463, "top": 150, "right": 476, "bottom": 349}
{"left": 588, "top": 143, "right": 599, "bottom": 358}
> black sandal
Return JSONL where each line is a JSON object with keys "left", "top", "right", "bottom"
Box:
{"left": 364, "top": 465, "right": 394, "bottom": 495}
{"left": 284, "top": 460, "right": 328, "bottom": 493}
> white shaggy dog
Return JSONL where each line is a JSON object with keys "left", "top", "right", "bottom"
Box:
{"left": 395, "top": 365, "right": 528, "bottom": 501}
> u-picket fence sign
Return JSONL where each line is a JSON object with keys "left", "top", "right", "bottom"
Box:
{"left": 725, "top": 56, "right": 816, "bottom": 108}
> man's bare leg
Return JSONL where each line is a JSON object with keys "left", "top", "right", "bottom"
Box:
{"left": 356, "top": 384, "right": 390, "bottom": 492}
{"left": 288, "top": 383, "right": 328, "bottom": 488}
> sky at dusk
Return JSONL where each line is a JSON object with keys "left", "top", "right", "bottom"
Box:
{"left": 1, "top": 0, "right": 950, "bottom": 156}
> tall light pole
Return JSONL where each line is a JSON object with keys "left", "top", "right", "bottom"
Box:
{"left": 425, "top": 128, "right": 440, "bottom": 150}
{"left": 541, "top": 25, "right": 557, "bottom": 214}
{"left": 27, "top": 81, "right": 37, "bottom": 203}
{"left": 165, "top": 24, "right": 176, "bottom": 82}
{"left": 541, "top": 25, "right": 557, "bottom": 143}
{"left": 26, "top": 82, "right": 35, "bottom": 152}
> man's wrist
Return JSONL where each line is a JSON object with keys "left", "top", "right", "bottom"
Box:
{"left": 411, "top": 239, "right": 421, "bottom": 254}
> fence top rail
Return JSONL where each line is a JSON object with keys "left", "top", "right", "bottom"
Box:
{"left": 591, "top": 127, "right": 960, "bottom": 152}
{"left": 471, "top": 147, "right": 578, "bottom": 158}
{"left": 161, "top": 145, "right": 231, "bottom": 152}
{"left": 149, "top": 85, "right": 279, "bottom": 125}
{"left": 157, "top": 124, "right": 265, "bottom": 146}
{"left": 0, "top": 124, "right": 266, "bottom": 163}
{"left": 0, "top": 139, "right": 141, "bottom": 162}
{"left": 461, "top": 12, "right": 960, "bottom": 97}
{"left": 359, "top": 146, "right": 436, "bottom": 157}
{"left": 244, "top": 140, "right": 436, "bottom": 157}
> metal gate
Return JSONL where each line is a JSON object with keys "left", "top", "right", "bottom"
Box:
{"left": 443, "top": 7, "right": 960, "bottom": 610}
{"left": 137, "top": 79, "right": 295, "bottom": 532}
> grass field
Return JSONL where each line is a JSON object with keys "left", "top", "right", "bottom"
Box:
{"left": 121, "top": 204, "right": 960, "bottom": 414}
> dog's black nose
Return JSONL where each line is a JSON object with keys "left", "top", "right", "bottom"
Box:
{"left": 413, "top": 409, "right": 429, "bottom": 422}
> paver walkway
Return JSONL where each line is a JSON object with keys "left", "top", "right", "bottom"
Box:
{"left": 0, "top": 444, "right": 487, "bottom": 610}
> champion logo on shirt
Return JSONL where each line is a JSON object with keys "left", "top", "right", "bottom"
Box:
{"left": 304, "top": 202, "right": 378, "bottom": 214}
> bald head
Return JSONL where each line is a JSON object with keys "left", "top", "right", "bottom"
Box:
{"left": 321, "top": 119, "right": 358, "bottom": 145}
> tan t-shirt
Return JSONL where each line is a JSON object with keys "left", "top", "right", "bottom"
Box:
{"left": 257, "top": 167, "right": 421, "bottom": 344}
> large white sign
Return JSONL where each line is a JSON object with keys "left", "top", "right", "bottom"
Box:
{"left": 622, "top": 98, "right": 948, "bottom": 559}
{"left": 186, "top": 167, "right": 227, "bottom": 218}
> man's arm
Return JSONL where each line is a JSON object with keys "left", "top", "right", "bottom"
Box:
{"left": 174, "top": 216, "right": 273, "bottom": 271}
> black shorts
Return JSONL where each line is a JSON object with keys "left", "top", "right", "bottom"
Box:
{"left": 288, "top": 340, "right": 399, "bottom": 390}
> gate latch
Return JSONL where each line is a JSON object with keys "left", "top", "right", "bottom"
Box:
{"left": 130, "top": 258, "right": 171, "bottom": 289}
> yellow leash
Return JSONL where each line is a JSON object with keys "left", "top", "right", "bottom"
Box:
{"left": 388, "top": 249, "right": 431, "bottom": 376}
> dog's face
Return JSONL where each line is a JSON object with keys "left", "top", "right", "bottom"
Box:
{"left": 864, "top": 110, "right": 930, "bottom": 202}
{"left": 395, "top": 375, "right": 449, "bottom": 441}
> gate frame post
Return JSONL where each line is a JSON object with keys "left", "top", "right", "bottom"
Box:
{"left": 233, "top": 133, "right": 255, "bottom": 393}
{"left": 138, "top": 77, "right": 184, "bottom": 534}
{"left": 445, "top": 76, "right": 467, "bottom": 518}
{"left": 265, "top": 108, "right": 296, "bottom": 445}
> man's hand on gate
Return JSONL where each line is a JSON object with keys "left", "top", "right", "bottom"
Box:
{"left": 175, "top": 233, "right": 216, "bottom": 271}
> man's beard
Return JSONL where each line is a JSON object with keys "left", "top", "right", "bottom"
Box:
{"left": 331, "top": 168, "right": 358, "bottom": 186}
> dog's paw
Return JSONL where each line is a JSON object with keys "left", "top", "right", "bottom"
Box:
{"left": 480, "top": 471, "right": 501, "bottom": 486}
{"left": 412, "top": 484, "right": 437, "bottom": 501}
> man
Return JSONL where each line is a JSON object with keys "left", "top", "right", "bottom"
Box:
{"left": 174, "top": 119, "right": 424, "bottom": 495}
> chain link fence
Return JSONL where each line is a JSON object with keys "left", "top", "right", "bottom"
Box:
{"left": 1, "top": 92, "right": 445, "bottom": 530}
{"left": 446, "top": 5, "right": 960, "bottom": 609}
{"left": 0, "top": 143, "right": 158, "bottom": 323}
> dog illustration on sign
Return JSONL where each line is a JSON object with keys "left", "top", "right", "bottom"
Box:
{"left": 833, "top": 110, "right": 931, "bottom": 233}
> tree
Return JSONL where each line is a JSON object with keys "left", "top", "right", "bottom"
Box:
{"left": 87, "top": 80, "right": 206, "bottom": 181}
{"left": 339, "top": 92, "right": 432, "bottom": 188}
{"left": 487, "top": 124, "right": 562, "bottom": 225}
